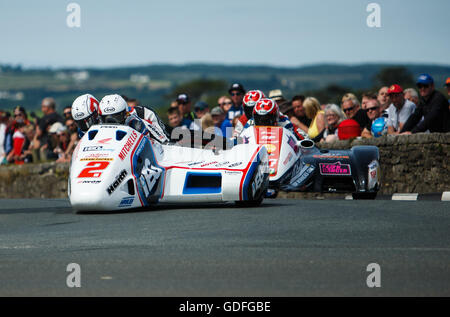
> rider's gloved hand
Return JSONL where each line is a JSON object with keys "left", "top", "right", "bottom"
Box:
{"left": 125, "top": 116, "right": 147, "bottom": 135}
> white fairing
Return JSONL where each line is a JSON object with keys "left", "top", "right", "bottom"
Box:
{"left": 69, "top": 125, "right": 268, "bottom": 211}
{"left": 240, "top": 126, "right": 301, "bottom": 183}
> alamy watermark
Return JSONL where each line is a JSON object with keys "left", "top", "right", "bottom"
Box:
{"left": 66, "top": 263, "right": 81, "bottom": 288}
{"left": 366, "top": 3, "right": 381, "bottom": 28}
{"left": 366, "top": 263, "right": 381, "bottom": 288}
{"left": 66, "top": 3, "right": 81, "bottom": 28}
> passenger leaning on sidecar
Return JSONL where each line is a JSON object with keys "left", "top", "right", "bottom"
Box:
{"left": 98, "top": 94, "right": 170, "bottom": 144}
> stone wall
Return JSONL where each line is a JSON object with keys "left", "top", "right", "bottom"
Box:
{"left": 317, "top": 133, "right": 450, "bottom": 195}
{"left": 0, "top": 162, "right": 69, "bottom": 198}
{"left": 0, "top": 133, "right": 449, "bottom": 199}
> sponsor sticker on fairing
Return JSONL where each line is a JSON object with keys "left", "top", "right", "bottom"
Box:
{"left": 118, "top": 130, "right": 138, "bottom": 160}
{"left": 214, "top": 161, "right": 230, "bottom": 167}
{"left": 80, "top": 158, "right": 113, "bottom": 161}
{"left": 313, "top": 155, "right": 350, "bottom": 159}
{"left": 82, "top": 146, "right": 114, "bottom": 152}
{"left": 77, "top": 180, "right": 102, "bottom": 184}
{"left": 118, "top": 196, "right": 134, "bottom": 208}
{"left": 187, "top": 161, "right": 205, "bottom": 166}
{"left": 200, "top": 161, "right": 218, "bottom": 167}
{"left": 368, "top": 160, "right": 379, "bottom": 190}
{"left": 283, "top": 152, "right": 293, "bottom": 165}
{"left": 106, "top": 170, "right": 128, "bottom": 195}
{"left": 287, "top": 136, "right": 299, "bottom": 153}
{"left": 319, "top": 162, "right": 351, "bottom": 176}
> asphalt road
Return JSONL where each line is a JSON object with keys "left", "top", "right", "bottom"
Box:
{"left": 0, "top": 198, "right": 449, "bottom": 296}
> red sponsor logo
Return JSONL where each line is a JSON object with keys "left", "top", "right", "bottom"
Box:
{"left": 98, "top": 138, "right": 112, "bottom": 144}
{"left": 200, "top": 161, "right": 218, "bottom": 167}
{"left": 119, "top": 130, "right": 138, "bottom": 160}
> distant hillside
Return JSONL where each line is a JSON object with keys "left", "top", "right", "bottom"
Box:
{"left": 0, "top": 63, "right": 449, "bottom": 112}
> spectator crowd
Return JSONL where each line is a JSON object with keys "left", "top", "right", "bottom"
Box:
{"left": 1, "top": 73, "right": 449, "bottom": 166}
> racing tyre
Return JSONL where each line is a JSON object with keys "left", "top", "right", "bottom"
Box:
{"left": 235, "top": 197, "right": 264, "bottom": 207}
{"left": 352, "top": 192, "right": 377, "bottom": 200}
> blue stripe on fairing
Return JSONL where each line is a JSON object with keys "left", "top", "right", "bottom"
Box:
{"left": 132, "top": 136, "right": 166, "bottom": 206}
{"left": 242, "top": 152, "right": 260, "bottom": 201}
{"left": 182, "top": 172, "right": 222, "bottom": 195}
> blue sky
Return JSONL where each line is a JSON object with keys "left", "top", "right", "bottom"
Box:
{"left": 0, "top": 0, "right": 449, "bottom": 68}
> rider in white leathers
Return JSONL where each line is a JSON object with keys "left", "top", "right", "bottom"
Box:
{"left": 98, "top": 94, "right": 170, "bottom": 144}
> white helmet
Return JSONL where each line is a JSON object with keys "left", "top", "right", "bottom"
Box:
{"left": 71, "top": 94, "right": 99, "bottom": 132}
{"left": 99, "top": 94, "right": 128, "bottom": 124}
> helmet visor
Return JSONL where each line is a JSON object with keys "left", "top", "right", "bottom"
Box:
{"left": 75, "top": 111, "right": 98, "bottom": 132}
{"left": 101, "top": 110, "right": 127, "bottom": 124}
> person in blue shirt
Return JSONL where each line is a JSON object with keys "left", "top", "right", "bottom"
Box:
{"left": 211, "top": 106, "right": 233, "bottom": 139}
{"left": 227, "top": 83, "right": 245, "bottom": 120}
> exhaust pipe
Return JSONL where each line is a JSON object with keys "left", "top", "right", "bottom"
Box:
{"left": 299, "top": 139, "right": 315, "bottom": 155}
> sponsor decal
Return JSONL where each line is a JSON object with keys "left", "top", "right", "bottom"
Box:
{"left": 313, "top": 155, "right": 350, "bottom": 159}
{"left": 74, "top": 112, "right": 84, "bottom": 119}
{"left": 80, "top": 157, "right": 113, "bottom": 161}
{"left": 319, "top": 162, "right": 351, "bottom": 176}
{"left": 83, "top": 146, "right": 103, "bottom": 152}
{"left": 367, "top": 160, "right": 379, "bottom": 190}
{"left": 106, "top": 169, "right": 128, "bottom": 195}
{"left": 256, "top": 127, "right": 282, "bottom": 176}
{"left": 200, "top": 161, "right": 218, "bottom": 167}
{"left": 224, "top": 170, "right": 241, "bottom": 175}
{"left": 263, "top": 144, "right": 277, "bottom": 154}
{"left": 214, "top": 161, "right": 230, "bottom": 167}
{"left": 77, "top": 180, "right": 102, "bottom": 184}
{"left": 104, "top": 107, "right": 115, "bottom": 113}
{"left": 243, "top": 136, "right": 250, "bottom": 144}
{"left": 82, "top": 146, "right": 114, "bottom": 152}
{"left": 283, "top": 152, "right": 293, "bottom": 165}
{"left": 118, "top": 196, "right": 134, "bottom": 208}
{"left": 98, "top": 138, "right": 112, "bottom": 144}
{"left": 251, "top": 163, "right": 266, "bottom": 197}
{"left": 290, "top": 163, "right": 315, "bottom": 187}
{"left": 287, "top": 136, "right": 299, "bottom": 153}
{"left": 187, "top": 161, "right": 205, "bottom": 166}
{"left": 119, "top": 130, "right": 138, "bottom": 160}
{"left": 100, "top": 125, "right": 119, "bottom": 128}
{"left": 228, "top": 162, "right": 243, "bottom": 168}
{"left": 82, "top": 153, "right": 110, "bottom": 158}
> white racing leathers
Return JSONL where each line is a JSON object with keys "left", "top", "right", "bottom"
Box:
{"left": 129, "top": 105, "right": 170, "bottom": 144}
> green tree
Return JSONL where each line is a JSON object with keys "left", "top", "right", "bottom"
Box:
{"left": 373, "top": 66, "right": 414, "bottom": 88}
{"left": 167, "top": 78, "right": 228, "bottom": 102}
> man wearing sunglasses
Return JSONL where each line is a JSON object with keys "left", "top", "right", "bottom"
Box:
{"left": 385, "top": 84, "right": 416, "bottom": 135}
{"left": 401, "top": 74, "right": 450, "bottom": 134}
{"left": 361, "top": 99, "right": 383, "bottom": 138}
{"left": 341, "top": 95, "right": 370, "bottom": 131}
{"left": 227, "top": 83, "right": 245, "bottom": 121}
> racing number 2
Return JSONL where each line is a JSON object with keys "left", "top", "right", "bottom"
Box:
{"left": 78, "top": 161, "right": 110, "bottom": 178}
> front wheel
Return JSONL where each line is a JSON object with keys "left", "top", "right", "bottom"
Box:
{"left": 235, "top": 197, "right": 264, "bottom": 207}
{"left": 352, "top": 192, "right": 377, "bottom": 200}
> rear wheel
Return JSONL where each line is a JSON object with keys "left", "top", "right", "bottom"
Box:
{"left": 352, "top": 192, "right": 377, "bottom": 200}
